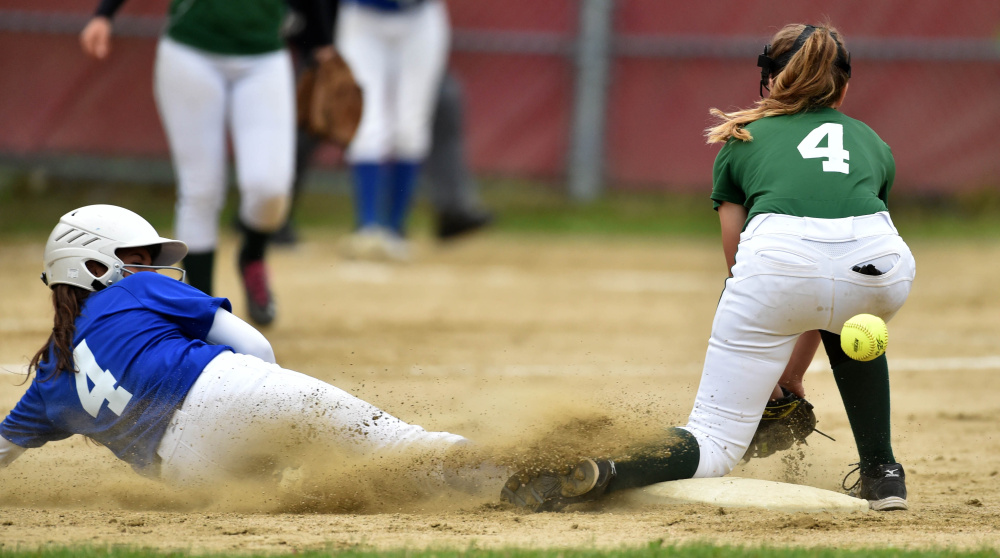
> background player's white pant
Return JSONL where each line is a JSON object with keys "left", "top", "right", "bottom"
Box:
{"left": 681, "top": 212, "right": 916, "bottom": 477}
{"left": 154, "top": 37, "right": 295, "bottom": 252}
{"left": 157, "top": 352, "right": 466, "bottom": 486}
{"left": 337, "top": 0, "right": 450, "bottom": 162}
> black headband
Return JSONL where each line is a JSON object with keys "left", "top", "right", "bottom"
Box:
{"left": 756, "top": 25, "right": 852, "bottom": 97}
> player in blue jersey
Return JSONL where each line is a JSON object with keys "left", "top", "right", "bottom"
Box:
{"left": 0, "top": 205, "right": 499, "bottom": 492}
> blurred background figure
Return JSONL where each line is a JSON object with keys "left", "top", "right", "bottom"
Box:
{"left": 275, "top": 68, "right": 494, "bottom": 247}
{"left": 79, "top": 0, "right": 335, "bottom": 327}
{"left": 336, "top": 0, "right": 451, "bottom": 262}
{"left": 274, "top": 0, "right": 341, "bottom": 247}
{"left": 5, "top": 2, "right": 999, "bottom": 232}
{"left": 424, "top": 71, "right": 494, "bottom": 242}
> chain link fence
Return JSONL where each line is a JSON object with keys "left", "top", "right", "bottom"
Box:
{"left": 2, "top": 0, "right": 999, "bottom": 199}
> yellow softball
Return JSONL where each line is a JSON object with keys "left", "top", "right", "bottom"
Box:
{"left": 840, "top": 314, "right": 889, "bottom": 362}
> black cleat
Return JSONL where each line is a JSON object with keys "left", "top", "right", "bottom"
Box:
{"left": 436, "top": 209, "right": 494, "bottom": 241}
{"left": 844, "top": 462, "right": 908, "bottom": 511}
{"left": 500, "top": 458, "right": 616, "bottom": 512}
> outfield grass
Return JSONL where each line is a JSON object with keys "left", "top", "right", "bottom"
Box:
{"left": 2, "top": 173, "right": 999, "bottom": 241}
{"left": 1, "top": 546, "right": 998, "bottom": 558}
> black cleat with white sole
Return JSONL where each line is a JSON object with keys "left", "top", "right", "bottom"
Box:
{"left": 500, "top": 458, "right": 616, "bottom": 512}
{"left": 844, "top": 462, "right": 908, "bottom": 511}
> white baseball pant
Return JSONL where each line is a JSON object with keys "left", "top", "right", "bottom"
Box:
{"left": 154, "top": 37, "right": 295, "bottom": 252}
{"left": 681, "top": 212, "right": 916, "bottom": 477}
{"left": 336, "top": 0, "right": 450, "bottom": 162}
{"left": 156, "top": 351, "right": 466, "bottom": 486}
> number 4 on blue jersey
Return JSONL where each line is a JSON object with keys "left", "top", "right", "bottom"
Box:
{"left": 73, "top": 339, "right": 133, "bottom": 418}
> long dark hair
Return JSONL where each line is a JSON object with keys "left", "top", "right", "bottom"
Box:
{"left": 706, "top": 23, "right": 851, "bottom": 144}
{"left": 29, "top": 284, "right": 91, "bottom": 381}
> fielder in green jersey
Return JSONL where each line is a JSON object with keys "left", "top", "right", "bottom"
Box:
{"left": 164, "top": 0, "right": 286, "bottom": 56}
{"left": 81, "top": 1, "right": 336, "bottom": 328}
{"left": 500, "top": 22, "right": 915, "bottom": 514}
{"left": 712, "top": 108, "right": 894, "bottom": 225}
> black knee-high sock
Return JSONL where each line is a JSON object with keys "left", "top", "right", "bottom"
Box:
{"left": 606, "top": 427, "right": 700, "bottom": 493}
{"left": 183, "top": 251, "right": 215, "bottom": 296}
{"left": 820, "top": 330, "right": 896, "bottom": 476}
{"left": 238, "top": 221, "right": 270, "bottom": 267}
{"left": 283, "top": 127, "right": 321, "bottom": 229}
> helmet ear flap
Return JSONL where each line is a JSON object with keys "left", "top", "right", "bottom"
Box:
{"left": 82, "top": 258, "right": 122, "bottom": 291}
{"left": 83, "top": 258, "right": 111, "bottom": 279}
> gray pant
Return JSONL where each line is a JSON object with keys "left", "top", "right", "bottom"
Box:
{"left": 423, "top": 72, "right": 485, "bottom": 215}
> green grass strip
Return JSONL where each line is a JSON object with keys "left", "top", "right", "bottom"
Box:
{"left": 2, "top": 173, "right": 1000, "bottom": 240}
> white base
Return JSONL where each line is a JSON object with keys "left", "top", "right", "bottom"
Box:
{"left": 625, "top": 476, "right": 870, "bottom": 513}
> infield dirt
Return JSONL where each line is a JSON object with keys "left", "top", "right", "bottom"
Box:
{"left": 1, "top": 232, "right": 998, "bottom": 553}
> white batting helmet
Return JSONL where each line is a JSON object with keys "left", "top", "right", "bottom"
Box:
{"left": 42, "top": 205, "right": 188, "bottom": 291}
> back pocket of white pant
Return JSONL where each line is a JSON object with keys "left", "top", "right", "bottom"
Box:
{"left": 755, "top": 249, "right": 816, "bottom": 268}
{"left": 850, "top": 254, "right": 900, "bottom": 275}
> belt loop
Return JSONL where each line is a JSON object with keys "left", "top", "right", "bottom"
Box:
{"left": 853, "top": 211, "right": 895, "bottom": 237}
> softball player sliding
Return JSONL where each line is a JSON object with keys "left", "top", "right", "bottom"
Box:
{"left": 503, "top": 23, "right": 916, "bottom": 513}
{"left": 336, "top": 0, "right": 451, "bottom": 261}
{"left": 0, "top": 205, "right": 493, "bottom": 491}
{"left": 79, "top": 0, "right": 336, "bottom": 326}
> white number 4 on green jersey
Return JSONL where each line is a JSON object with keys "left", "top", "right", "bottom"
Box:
{"left": 798, "top": 123, "right": 850, "bottom": 174}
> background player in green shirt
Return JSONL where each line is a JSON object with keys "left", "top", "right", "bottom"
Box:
{"left": 502, "top": 22, "right": 915, "bottom": 513}
{"left": 81, "top": 0, "right": 337, "bottom": 327}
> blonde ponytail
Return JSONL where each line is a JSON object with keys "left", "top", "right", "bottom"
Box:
{"left": 706, "top": 23, "right": 851, "bottom": 144}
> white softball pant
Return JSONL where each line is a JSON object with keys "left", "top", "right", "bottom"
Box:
{"left": 154, "top": 37, "right": 295, "bottom": 252}
{"left": 156, "top": 352, "right": 466, "bottom": 486}
{"left": 336, "top": 0, "right": 450, "bottom": 162}
{"left": 681, "top": 212, "right": 916, "bottom": 477}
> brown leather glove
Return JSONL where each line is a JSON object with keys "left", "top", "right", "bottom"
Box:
{"left": 743, "top": 388, "right": 818, "bottom": 461}
{"left": 297, "top": 52, "right": 363, "bottom": 147}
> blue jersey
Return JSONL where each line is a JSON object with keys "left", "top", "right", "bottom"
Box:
{"left": 349, "top": 0, "right": 426, "bottom": 12}
{"left": 0, "top": 273, "right": 232, "bottom": 474}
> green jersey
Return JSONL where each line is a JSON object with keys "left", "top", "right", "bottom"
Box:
{"left": 711, "top": 108, "right": 894, "bottom": 229}
{"left": 165, "top": 0, "right": 286, "bottom": 55}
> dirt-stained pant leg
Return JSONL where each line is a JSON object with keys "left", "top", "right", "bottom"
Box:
{"left": 156, "top": 352, "right": 466, "bottom": 486}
